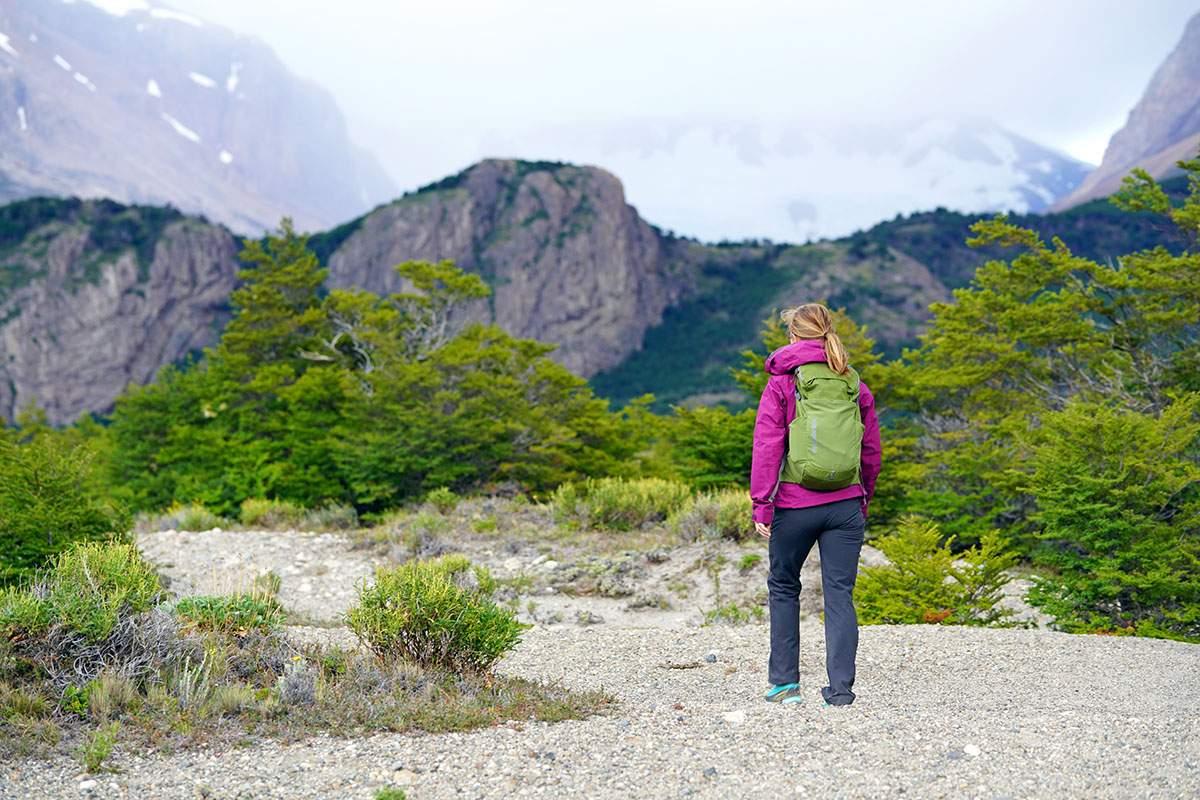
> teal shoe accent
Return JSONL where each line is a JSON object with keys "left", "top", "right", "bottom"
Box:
{"left": 781, "top": 694, "right": 804, "bottom": 705}
{"left": 764, "top": 683, "right": 802, "bottom": 703}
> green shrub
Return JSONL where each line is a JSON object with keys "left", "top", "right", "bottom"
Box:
{"left": 856, "top": 516, "right": 1016, "bottom": 626}
{"left": 346, "top": 555, "right": 525, "bottom": 673}
{"left": 301, "top": 502, "right": 359, "bottom": 531}
{"left": 375, "top": 789, "right": 407, "bottom": 800}
{"left": 76, "top": 721, "right": 119, "bottom": 773}
{"left": 174, "top": 593, "right": 284, "bottom": 636}
{"left": 1025, "top": 399, "right": 1200, "bottom": 641}
{"left": 425, "top": 487, "right": 459, "bottom": 515}
{"left": 0, "top": 437, "right": 130, "bottom": 585}
{"left": 240, "top": 498, "right": 304, "bottom": 529}
{"left": 1, "top": 542, "right": 162, "bottom": 643}
{"left": 156, "top": 502, "right": 227, "bottom": 532}
{"left": 703, "top": 602, "right": 764, "bottom": 625}
{"left": 471, "top": 515, "right": 498, "bottom": 534}
{"left": 553, "top": 477, "right": 692, "bottom": 531}
{"left": 738, "top": 552, "right": 762, "bottom": 572}
{"left": 668, "top": 489, "right": 752, "bottom": 540}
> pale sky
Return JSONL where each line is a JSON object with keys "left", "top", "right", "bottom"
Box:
{"left": 173, "top": 0, "right": 1197, "bottom": 199}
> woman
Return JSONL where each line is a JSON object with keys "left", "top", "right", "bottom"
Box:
{"left": 750, "top": 303, "right": 881, "bottom": 706}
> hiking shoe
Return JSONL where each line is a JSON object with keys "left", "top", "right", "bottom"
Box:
{"left": 764, "top": 683, "right": 802, "bottom": 703}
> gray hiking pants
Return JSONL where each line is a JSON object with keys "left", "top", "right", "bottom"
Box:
{"left": 767, "top": 498, "right": 865, "bottom": 705}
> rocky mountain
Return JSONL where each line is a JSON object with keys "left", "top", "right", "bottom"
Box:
{"left": 0, "top": 197, "right": 238, "bottom": 424}
{"left": 483, "top": 116, "right": 1093, "bottom": 242}
{"left": 0, "top": 0, "right": 395, "bottom": 233}
{"left": 1054, "top": 12, "right": 1200, "bottom": 209}
{"left": 0, "top": 160, "right": 1183, "bottom": 424}
{"left": 319, "top": 160, "right": 694, "bottom": 378}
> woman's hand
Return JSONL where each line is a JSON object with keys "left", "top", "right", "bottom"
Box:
{"left": 755, "top": 522, "right": 771, "bottom": 539}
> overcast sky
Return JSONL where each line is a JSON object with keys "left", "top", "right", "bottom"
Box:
{"left": 172, "top": 0, "right": 1198, "bottom": 195}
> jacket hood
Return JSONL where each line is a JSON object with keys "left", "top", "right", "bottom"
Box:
{"left": 764, "top": 338, "right": 828, "bottom": 375}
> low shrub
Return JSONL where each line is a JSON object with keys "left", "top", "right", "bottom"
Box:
{"left": 552, "top": 477, "right": 692, "bottom": 531}
{"left": 240, "top": 498, "right": 305, "bottom": 529}
{"left": 0, "top": 437, "right": 130, "bottom": 585}
{"left": 703, "top": 602, "right": 765, "bottom": 626}
{"left": 856, "top": 516, "right": 1017, "bottom": 626}
{"left": 76, "top": 721, "right": 119, "bottom": 773}
{"left": 174, "top": 592, "right": 285, "bottom": 637}
{"left": 346, "top": 556, "right": 525, "bottom": 673}
{"left": 2, "top": 542, "right": 162, "bottom": 643}
{"left": 425, "top": 487, "right": 459, "bottom": 515}
{"left": 668, "top": 489, "right": 752, "bottom": 540}
{"left": 152, "top": 503, "right": 228, "bottom": 533}
{"left": 302, "top": 502, "right": 359, "bottom": 531}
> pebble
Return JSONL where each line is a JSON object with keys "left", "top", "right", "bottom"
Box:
{"left": 964, "top": 744, "right": 981, "bottom": 757}
{"left": 722, "top": 709, "right": 746, "bottom": 725}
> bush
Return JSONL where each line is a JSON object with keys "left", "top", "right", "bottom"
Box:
{"left": 0, "top": 437, "right": 130, "bottom": 585}
{"left": 301, "top": 502, "right": 358, "bottom": 531}
{"left": 346, "top": 555, "right": 525, "bottom": 673}
{"left": 1025, "top": 399, "right": 1200, "bottom": 641}
{"left": 240, "top": 498, "right": 305, "bottom": 529}
{"left": 856, "top": 516, "right": 1017, "bottom": 626}
{"left": 153, "top": 502, "right": 228, "bottom": 532}
{"left": 425, "top": 487, "right": 459, "bottom": 515}
{"left": 174, "top": 593, "right": 285, "bottom": 637}
{"left": 2, "top": 542, "right": 162, "bottom": 643}
{"left": 76, "top": 721, "right": 119, "bottom": 773}
{"left": 552, "top": 477, "right": 692, "bottom": 531}
{"left": 668, "top": 489, "right": 752, "bottom": 540}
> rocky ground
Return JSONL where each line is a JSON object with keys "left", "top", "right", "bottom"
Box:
{"left": 2, "top": 512, "right": 1195, "bottom": 799}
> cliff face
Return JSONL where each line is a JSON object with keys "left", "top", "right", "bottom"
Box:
{"left": 325, "top": 160, "right": 695, "bottom": 377}
{"left": 0, "top": 199, "right": 238, "bottom": 424}
{"left": 0, "top": 0, "right": 394, "bottom": 233}
{"left": 1054, "top": 12, "right": 1200, "bottom": 209}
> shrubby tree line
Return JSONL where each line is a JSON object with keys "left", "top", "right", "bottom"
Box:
{"left": 2, "top": 163, "right": 1199, "bottom": 641}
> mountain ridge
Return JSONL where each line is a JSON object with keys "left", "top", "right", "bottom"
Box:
{"left": 0, "top": 159, "right": 1184, "bottom": 424}
{"left": 1054, "top": 11, "right": 1200, "bottom": 209}
{"left": 0, "top": 0, "right": 395, "bottom": 233}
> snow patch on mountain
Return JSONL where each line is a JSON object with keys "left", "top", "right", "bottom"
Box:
{"left": 161, "top": 112, "right": 200, "bottom": 143}
{"left": 0, "top": 33, "right": 19, "bottom": 57}
{"left": 225, "top": 62, "right": 242, "bottom": 93}
{"left": 53, "top": 54, "right": 71, "bottom": 71}
{"left": 188, "top": 71, "right": 216, "bottom": 88}
{"left": 16, "top": 107, "right": 27, "bottom": 131}
{"left": 73, "top": 72, "right": 97, "bottom": 92}
{"left": 147, "top": 79, "right": 161, "bottom": 97}
{"left": 219, "top": 149, "right": 233, "bottom": 164}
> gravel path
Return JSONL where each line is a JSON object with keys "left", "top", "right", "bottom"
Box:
{"left": 3, "top": 625, "right": 1198, "bottom": 799}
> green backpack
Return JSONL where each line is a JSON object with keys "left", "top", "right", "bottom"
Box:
{"left": 779, "top": 363, "right": 864, "bottom": 491}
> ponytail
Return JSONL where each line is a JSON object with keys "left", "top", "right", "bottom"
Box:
{"left": 780, "top": 302, "right": 850, "bottom": 375}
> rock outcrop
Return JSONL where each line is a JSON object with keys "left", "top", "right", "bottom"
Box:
{"left": 0, "top": 199, "right": 238, "bottom": 424}
{"left": 325, "top": 160, "right": 695, "bottom": 377}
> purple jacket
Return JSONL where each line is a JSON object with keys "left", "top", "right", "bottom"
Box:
{"left": 750, "top": 339, "right": 882, "bottom": 526}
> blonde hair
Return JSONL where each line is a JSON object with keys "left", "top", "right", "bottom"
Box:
{"left": 780, "top": 303, "right": 850, "bottom": 374}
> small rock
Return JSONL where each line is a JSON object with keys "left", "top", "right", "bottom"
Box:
{"left": 722, "top": 709, "right": 746, "bottom": 725}
{"left": 542, "top": 560, "right": 559, "bottom": 571}
{"left": 963, "top": 744, "right": 981, "bottom": 757}
{"left": 78, "top": 779, "right": 98, "bottom": 793}
{"left": 530, "top": 554, "right": 547, "bottom": 566}
{"left": 947, "top": 750, "right": 963, "bottom": 760}
{"left": 703, "top": 767, "right": 718, "bottom": 779}
{"left": 392, "top": 769, "right": 418, "bottom": 785}
{"left": 704, "top": 651, "right": 718, "bottom": 663}
{"left": 502, "top": 557, "right": 522, "bottom": 572}
{"left": 211, "top": 527, "right": 222, "bottom": 534}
